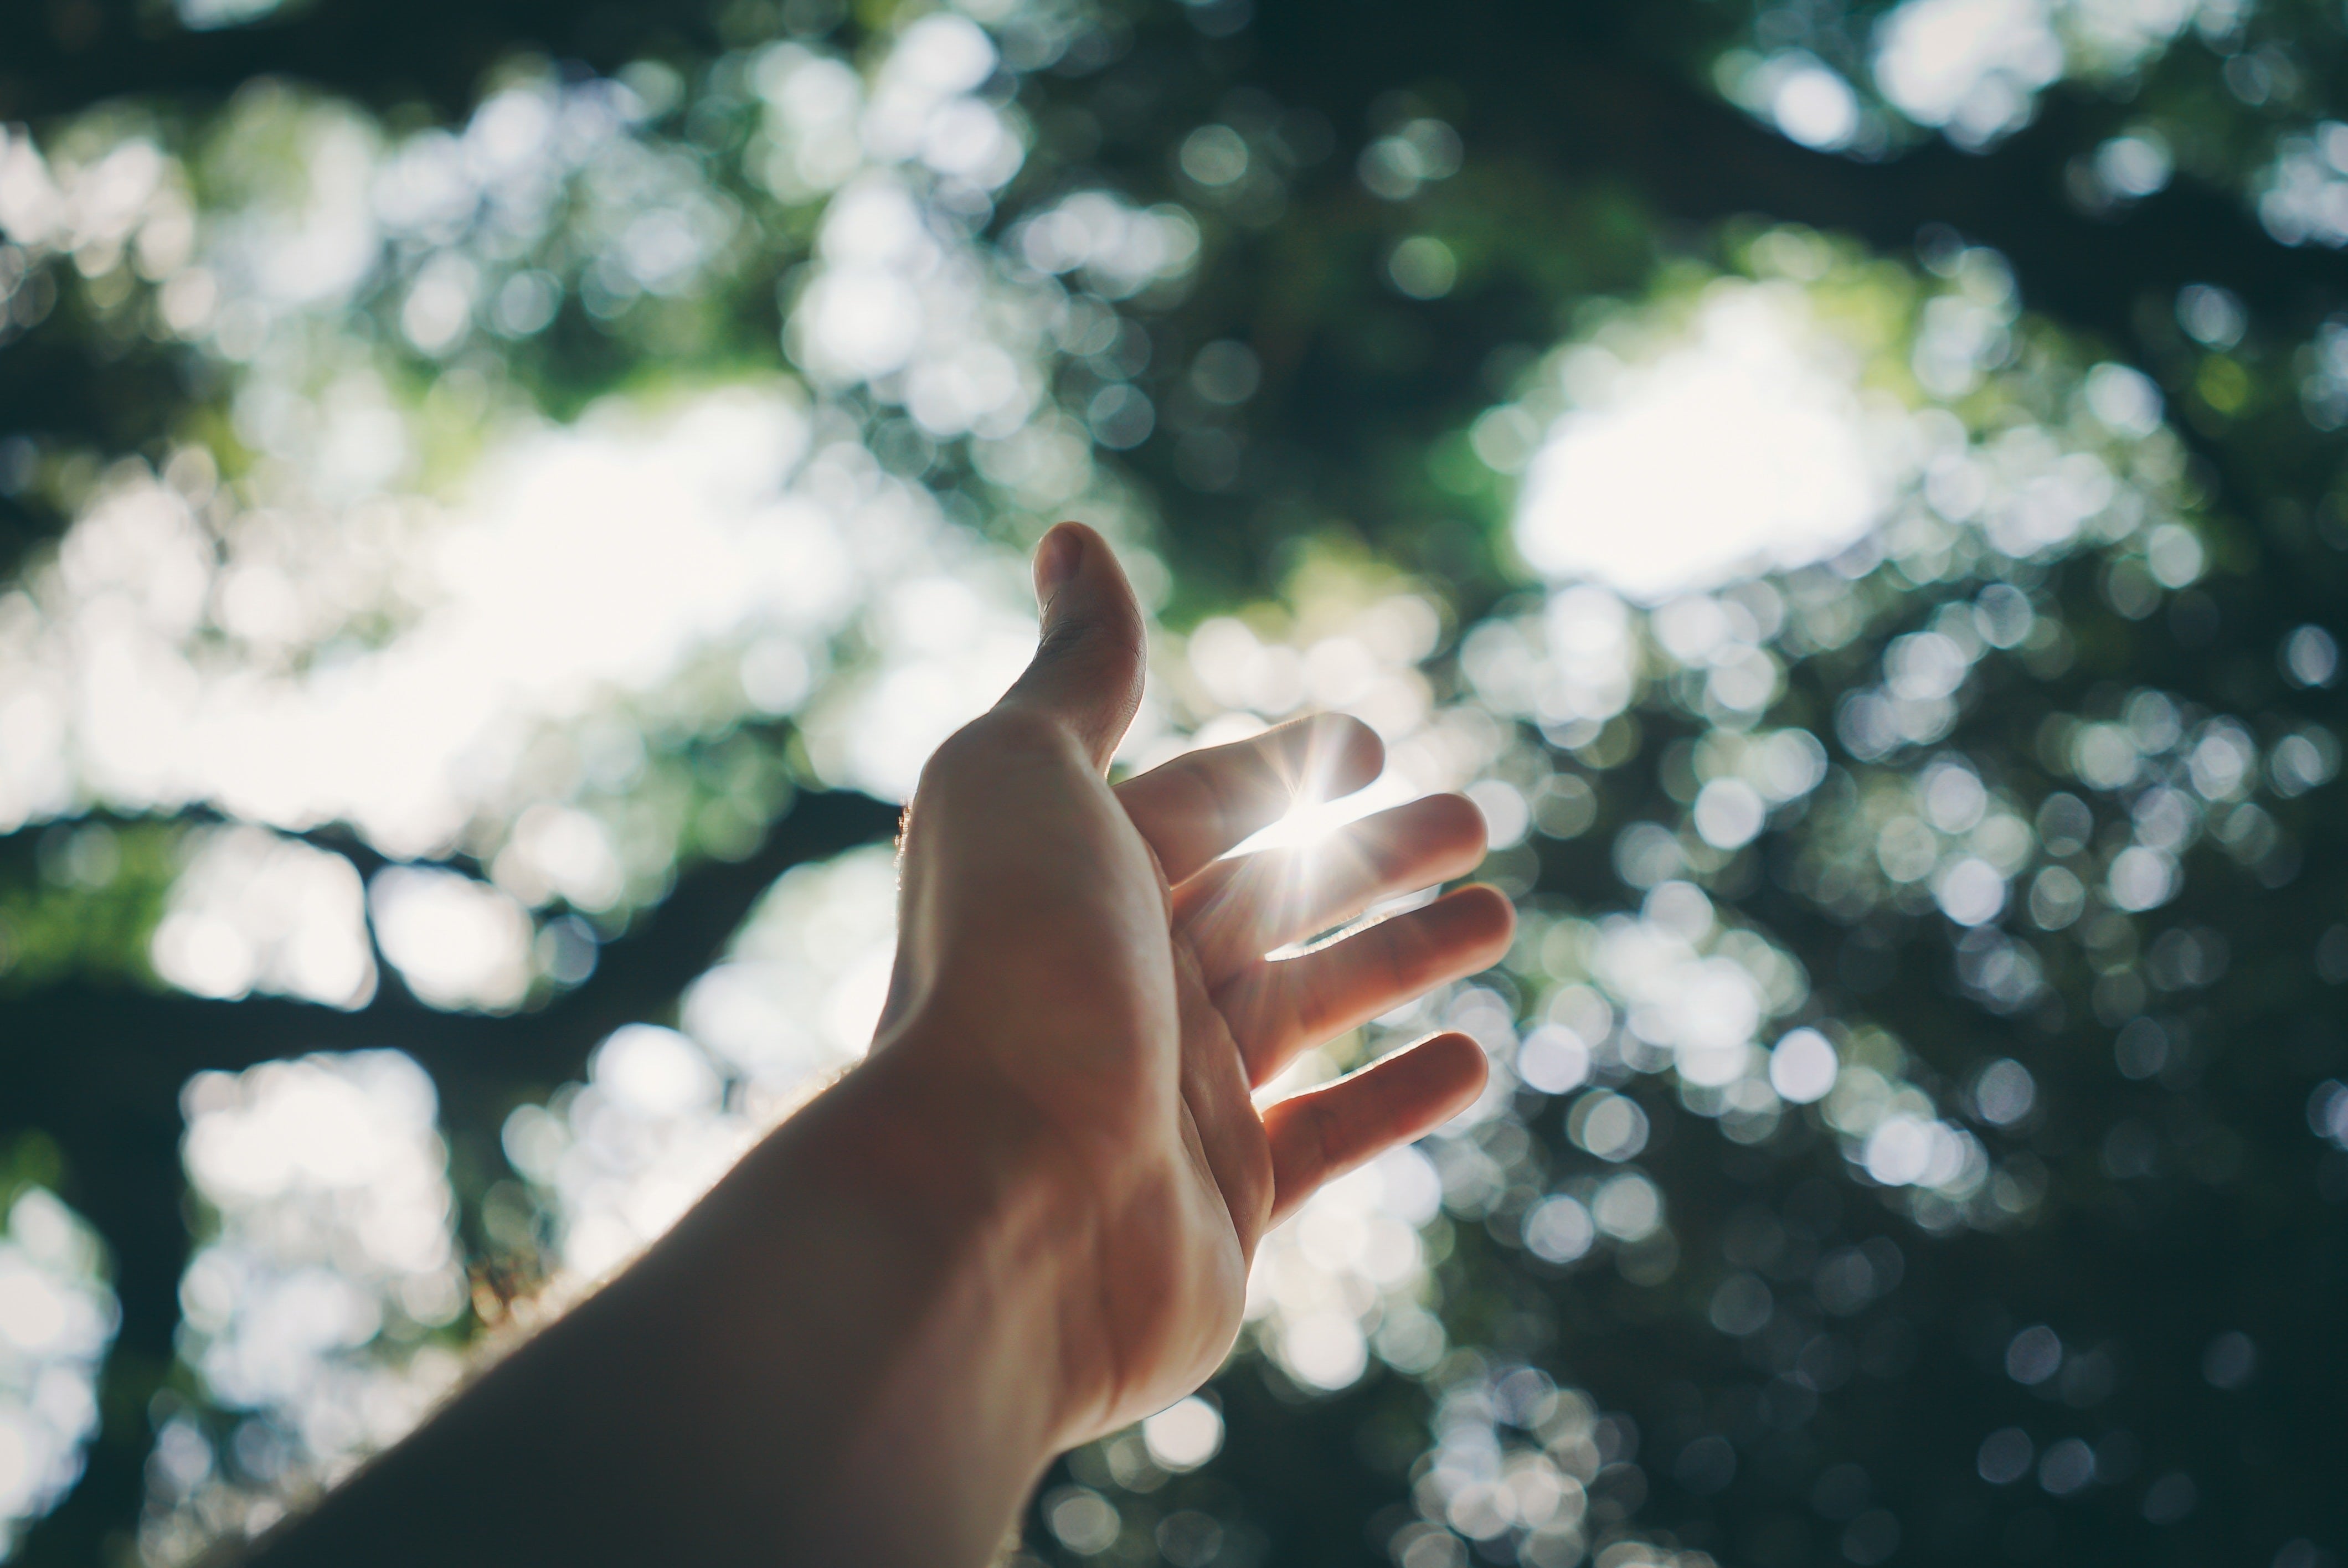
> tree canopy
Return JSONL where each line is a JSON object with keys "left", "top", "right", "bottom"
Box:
{"left": 1, "top": 1, "right": 2346, "bottom": 1565}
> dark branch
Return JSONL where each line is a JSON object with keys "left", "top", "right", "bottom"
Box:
{"left": 0, "top": 0, "right": 723, "bottom": 123}
{"left": 4, "top": 781, "right": 898, "bottom": 1562}
{"left": 1, "top": 786, "right": 899, "bottom": 1131}
{"left": 1254, "top": 1, "right": 2344, "bottom": 338}
{"left": 5, "top": 1, "right": 2337, "bottom": 345}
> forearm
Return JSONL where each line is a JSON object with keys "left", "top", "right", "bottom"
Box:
{"left": 245, "top": 1044, "right": 1078, "bottom": 1567}
{"left": 236, "top": 527, "right": 1482, "bottom": 1565}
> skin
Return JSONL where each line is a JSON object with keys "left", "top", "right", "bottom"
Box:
{"left": 244, "top": 523, "right": 1515, "bottom": 1566}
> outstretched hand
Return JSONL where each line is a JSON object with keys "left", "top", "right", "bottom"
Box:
{"left": 245, "top": 523, "right": 1513, "bottom": 1568}
{"left": 881, "top": 522, "right": 1514, "bottom": 1443}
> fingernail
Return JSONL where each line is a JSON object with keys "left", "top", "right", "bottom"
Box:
{"left": 1034, "top": 525, "right": 1082, "bottom": 605}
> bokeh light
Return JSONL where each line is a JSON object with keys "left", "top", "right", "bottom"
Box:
{"left": 152, "top": 1053, "right": 464, "bottom": 1559}
{"left": 1, "top": 0, "right": 2341, "bottom": 1561}
{"left": 0, "top": 1188, "right": 115, "bottom": 1559}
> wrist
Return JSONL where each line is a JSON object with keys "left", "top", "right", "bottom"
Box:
{"left": 507, "top": 1038, "right": 1093, "bottom": 1564}
{"left": 828, "top": 1029, "right": 1107, "bottom": 1432}
{"left": 261, "top": 1044, "right": 1091, "bottom": 1568}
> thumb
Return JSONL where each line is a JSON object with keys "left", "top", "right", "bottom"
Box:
{"left": 997, "top": 522, "right": 1145, "bottom": 773}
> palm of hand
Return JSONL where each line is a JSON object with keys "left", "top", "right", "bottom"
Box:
{"left": 884, "top": 528, "right": 1512, "bottom": 1447}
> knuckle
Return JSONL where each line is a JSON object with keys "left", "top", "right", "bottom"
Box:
{"left": 1233, "top": 1126, "right": 1276, "bottom": 1237}
{"left": 1037, "top": 608, "right": 1144, "bottom": 685}
{"left": 1430, "top": 791, "right": 1492, "bottom": 847}
{"left": 970, "top": 705, "right": 1078, "bottom": 757}
{"left": 1294, "top": 956, "right": 1348, "bottom": 1035}
{"left": 1370, "top": 917, "right": 1436, "bottom": 987}
{"left": 1301, "top": 1092, "right": 1344, "bottom": 1180}
{"left": 1189, "top": 748, "right": 1256, "bottom": 822}
{"left": 920, "top": 709, "right": 1077, "bottom": 793}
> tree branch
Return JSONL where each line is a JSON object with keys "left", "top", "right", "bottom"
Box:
{"left": 0, "top": 0, "right": 723, "bottom": 124}
{"left": 6, "top": 0, "right": 2336, "bottom": 347}
{"left": 4, "top": 781, "right": 899, "bottom": 1560}
{"left": 1255, "top": 0, "right": 2344, "bottom": 341}
{"left": 1, "top": 787, "right": 900, "bottom": 1120}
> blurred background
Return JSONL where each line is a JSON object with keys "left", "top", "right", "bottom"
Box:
{"left": 0, "top": 0, "right": 2344, "bottom": 1562}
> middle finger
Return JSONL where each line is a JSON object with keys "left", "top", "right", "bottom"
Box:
{"left": 1175, "top": 792, "right": 1488, "bottom": 983}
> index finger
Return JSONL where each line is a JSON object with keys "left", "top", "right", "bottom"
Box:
{"left": 1115, "top": 713, "right": 1383, "bottom": 885}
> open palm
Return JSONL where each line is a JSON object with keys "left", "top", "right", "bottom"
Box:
{"left": 240, "top": 523, "right": 1513, "bottom": 1568}
{"left": 881, "top": 523, "right": 1514, "bottom": 1446}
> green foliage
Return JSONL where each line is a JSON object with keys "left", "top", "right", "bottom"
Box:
{"left": 0, "top": 821, "right": 181, "bottom": 992}
{"left": 4, "top": 2, "right": 2348, "bottom": 1566}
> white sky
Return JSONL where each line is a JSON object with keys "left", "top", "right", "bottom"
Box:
{"left": 1512, "top": 286, "right": 1888, "bottom": 603}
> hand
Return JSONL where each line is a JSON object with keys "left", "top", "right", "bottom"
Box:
{"left": 243, "top": 522, "right": 1513, "bottom": 1568}
{"left": 878, "top": 522, "right": 1515, "bottom": 1445}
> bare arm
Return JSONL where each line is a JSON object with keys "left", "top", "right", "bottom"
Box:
{"left": 245, "top": 523, "right": 1513, "bottom": 1566}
